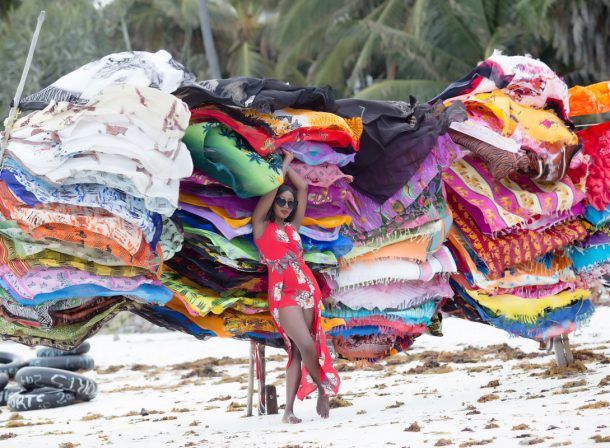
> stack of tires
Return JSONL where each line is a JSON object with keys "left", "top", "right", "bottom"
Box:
{"left": 0, "top": 342, "right": 97, "bottom": 411}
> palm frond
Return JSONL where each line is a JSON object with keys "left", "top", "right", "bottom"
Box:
{"left": 414, "top": 0, "right": 484, "bottom": 63}
{"left": 354, "top": 79, "right": 448, "bottom": 102}
{"left": 227, "top": 41, "right": 270, "bottom": 77}
{"left": 368, "top": 22, "right": 473, "bottom": 80}
{"left": 348, "top": 0, "right": 405, "bottom": 87}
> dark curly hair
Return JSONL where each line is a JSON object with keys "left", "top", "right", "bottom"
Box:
{"left": 266, "top": 184, "right": 297, "bottom": 223}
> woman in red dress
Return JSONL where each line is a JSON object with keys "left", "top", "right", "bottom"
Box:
{"left": 253, "top": 149, "right": 340, "bottom": 424}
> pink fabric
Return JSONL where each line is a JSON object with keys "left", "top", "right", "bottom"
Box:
{"left": 290, "top": 161, "right": 353, "bottom": 188}
{"left": 0, "top": 265, "right": 158, "bottom": 300}
{"left": 330, "top": 276, "right": 453, "bottom": 310}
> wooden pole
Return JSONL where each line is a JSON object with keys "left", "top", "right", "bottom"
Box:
{"left": 257, "top": 343, "right": 266, "bottom": 415}
{"left": 246, "top": 340, "right": 255, "bottom": 417}
{"left": 0, "top": 10, "right": 46, "bottom": 165}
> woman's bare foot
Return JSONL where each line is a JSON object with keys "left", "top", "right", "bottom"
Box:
{"left": 316, "top": 393, "right": 330, "bottom": 419}
{"left": 282, "top": 411, "right": 302, "bottom": 424}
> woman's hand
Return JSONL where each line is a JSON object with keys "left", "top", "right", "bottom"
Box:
{"left": 282, "top": 148, "right": 294, "bottom": 165}
{"left": 281, "top": 148, "right": 294, "bottom": 176}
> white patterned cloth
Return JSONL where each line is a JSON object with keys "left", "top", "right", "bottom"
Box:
{"left": 19, "top": 50, "right": 194, "bottom": 111}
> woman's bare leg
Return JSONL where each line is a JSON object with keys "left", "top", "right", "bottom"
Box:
{"left": 303, "top": 307, "right": 329, "bottom": 418}
{"left": 282, "top": 342, "right": 302, "bottom": 423}
{"left": 278, "top": 306, "right": 329, "bottom": 418}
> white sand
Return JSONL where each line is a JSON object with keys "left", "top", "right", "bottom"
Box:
{"left": 1, "top": 308, "right": 609, "bottom": 448}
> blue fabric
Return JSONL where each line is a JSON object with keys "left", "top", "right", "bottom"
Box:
{"left": 172, "top": 210, "right": 217, "bottom": 232}
{"left": 0, "top": 157, "right": 163, "bottom": 248}
{"left": 567, "top": 244, "right": 610, "bottom": 272}
{"left": 322, "top": 300, "right": 438, "bottom": 326}
{"left": 451, "top": 280, "right": 594, "bottom": 340}
{"left": 300, "top": 234, "right": 353, "bottom": 258}
{"left": 0, "top": 277, "right": 172, "bottom": 307}
{"left": 585, "top": 204, "right": 610, "bottom": 227}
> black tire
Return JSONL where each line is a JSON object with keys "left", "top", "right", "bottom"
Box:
{"left": 36, "top": 342, "right": 91, "bottom": 357}
{"left": 16, "top": 367, "right": 97, "bottom": 401}
{"left": 0, "top": 373, "right": 8, "bottom": 390}
{"left": 0, "top": 386, "right": 25, "bottom": 407}
{"left": 8, "top": 387, "right": 76, "bottom": 411}
{"left": 26, "top": 355, "right": 94, "bottom": 372}
{"left": 0, "top": 352, "right": 25, "bottom": 378}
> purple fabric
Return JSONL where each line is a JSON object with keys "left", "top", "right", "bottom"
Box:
{"left": 344, "top": 134, "right": 459, "bottom": 233}
{"left": 179, "top": 203, "right": 252, "bottom": 239}
{"left": 281, "top": 141, "right": 355, "bottom": 167}
{"left": 582, "top": 231, "right": 610, "bottom": 248}
{"left": 183, "top": 169, "right": 222, "bottom": 186}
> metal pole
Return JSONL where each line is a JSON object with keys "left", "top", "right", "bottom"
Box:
{"left": 197, "top": 0, "right": 221, "bottom": 79}
{"left": 0, "top": 10, "right": 46, "bottom": 164}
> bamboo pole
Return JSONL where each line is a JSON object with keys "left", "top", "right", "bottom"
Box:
{"left": 0, "top": 10, "right": 46, "bottom": 165}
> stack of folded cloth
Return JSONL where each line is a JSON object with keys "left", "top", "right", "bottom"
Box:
{"left": 140, "top": 79, "right": 467, "bottom": 362}
{"left": 438, "top": 52, "right": 595, "bottom": 341}
{"left": 319, "top": 99, "right": 467, "bottom": 361}
{"left": 0, "top": 51, "right": 194, "bottom": 349}
{"left": 1, "top": 49, "right": 603, "bottom": 362}
{"left": 565, "top": 82, "right": 610, "bottom": 286}
{"left": 136, "top": 78, "right": 360, "bottom": 347}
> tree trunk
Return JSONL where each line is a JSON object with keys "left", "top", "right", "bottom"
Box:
{"left": 198, "top": 0, "right": 221, "bottom": 78}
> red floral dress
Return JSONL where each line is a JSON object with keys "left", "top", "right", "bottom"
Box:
{"left": 255, "top": 221, "right": 340, "bottom": 399}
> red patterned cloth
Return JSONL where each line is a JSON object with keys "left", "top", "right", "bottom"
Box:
{"left": 449, "top": 195, "right": 588, "bottom": 279}
{"left": 578, "top": 122, "right": 610, "bottom": 211}
{"left": 254, "top": 221, "right": 340, "bottom": 399}
{"left": 191, "top": 107, "right": 357, "bottom": 157}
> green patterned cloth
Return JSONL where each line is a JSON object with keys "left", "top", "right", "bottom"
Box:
{"left": 0, "top": 300, "right": 134, "bottom": 350}
{"left": 183, "top": 122, "right": 283, "bottom": 198}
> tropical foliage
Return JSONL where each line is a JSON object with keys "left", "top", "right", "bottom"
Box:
{"left": 0, "top": 0, "right": 608, "bottom": 113}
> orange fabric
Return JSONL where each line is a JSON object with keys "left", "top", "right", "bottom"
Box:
{"left": 340, "top": 237, "right": 430, "bottom": 266}
{"left": 569, "top": 81, "right": 610, "bottom": 117}
{"left": 0, "top": 181, "right": 145, "bottom": 256}
{"left": 28, "top": 223, "right": 162, "bottom": 275}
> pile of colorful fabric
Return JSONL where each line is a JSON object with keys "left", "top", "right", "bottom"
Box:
{"left": 138, "top": 78, "right": 360, "bottom": 347}
{"left": 138, "top": 80, "right": 467, "bottom": 362}
{"left": 566, "top": 82, "right": 610, "bottom": 288}
{"left": 438, "top": 52, "right": 595, "bottom": 341}
{"left": 1, "top": 49, "right": 606, "bottom": 363}
{"left": 320, "top": 99, "right": 465, "bottom": 361}
{"left": 0, "top": 51, "right": 194, "bottom": 349}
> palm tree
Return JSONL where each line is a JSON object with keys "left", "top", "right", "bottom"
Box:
{"left": 350, "top": 0, "right": 548, "bottom": 100}
{"left": 544, "top": 0, "right": 610, "bottom": 86}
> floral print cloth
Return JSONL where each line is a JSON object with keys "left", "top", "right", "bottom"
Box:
{"left": 254, "top": 222, "right": 340, "bottom": 399}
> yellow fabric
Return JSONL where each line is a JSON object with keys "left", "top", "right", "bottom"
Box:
{"left": 180, "top": 194, "right": 251, "bottom": 228}
{"left": 461, "top": 91, "right": 578, "bottom": 145}
{"left": 467, "top": 288, "right": 590, "bottom": 321}
{"left": 242, "top": 108, "right": 362, "bottom": 139}
{"left": 162, "top": 268, "right": 268, "bottom": 317}
{"left": 166, "top": 297, "right": 232, "bottom": 337}
{"left": 321, "top": 317, "right": 346, "bottom": 332}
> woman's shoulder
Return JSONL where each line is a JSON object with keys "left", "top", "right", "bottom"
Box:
{"left": 254, "top": 220, "right": 273, "bottom": 241}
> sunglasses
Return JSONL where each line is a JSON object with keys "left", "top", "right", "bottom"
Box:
{"left": 275, "top": 197, "right": 298, "bottom": 209}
